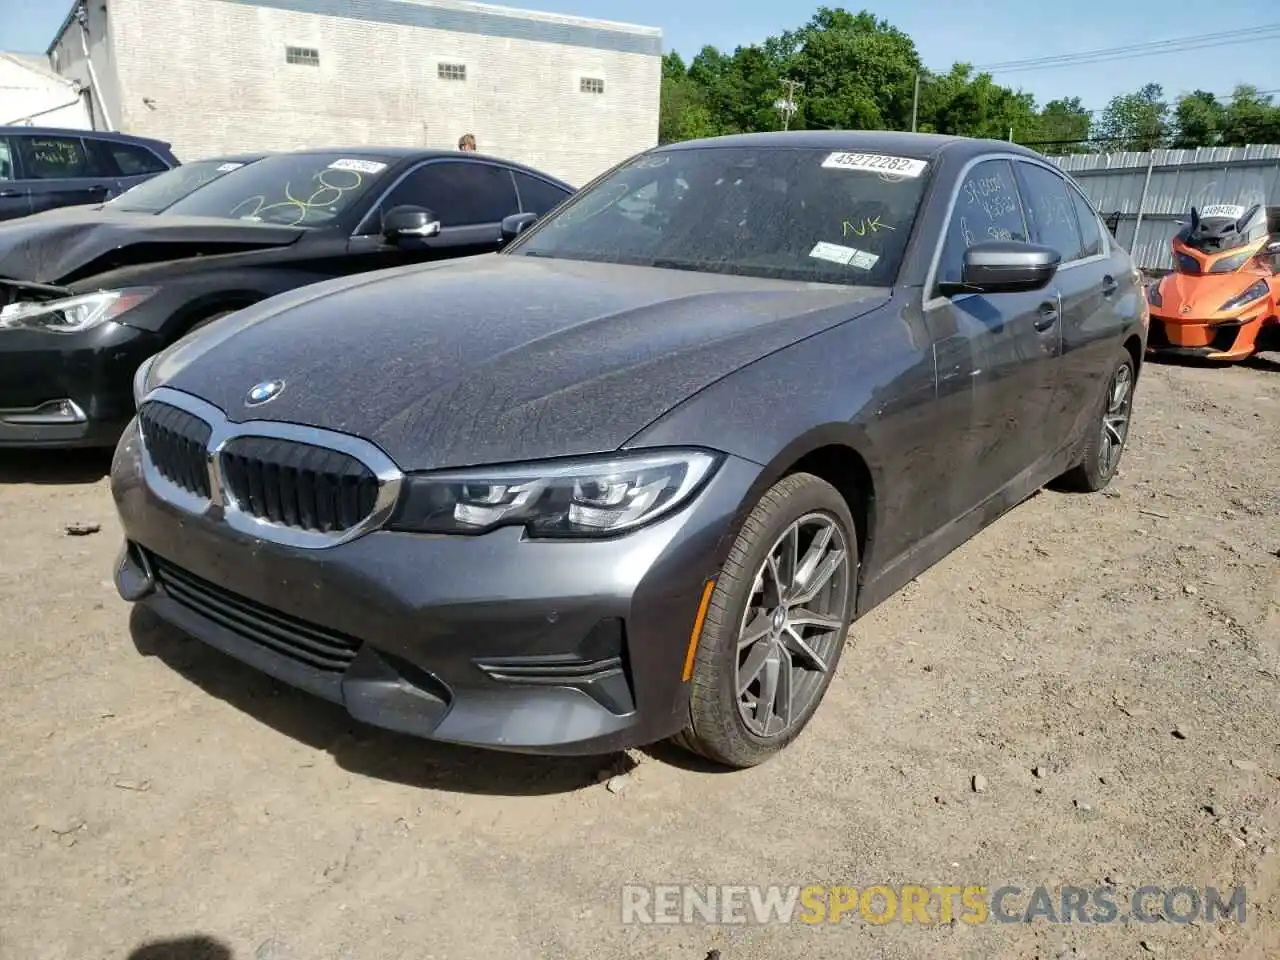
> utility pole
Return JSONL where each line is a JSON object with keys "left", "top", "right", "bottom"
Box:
{"left": 911, "top": 72, "right": 920, "bottom": 132}
{"left": 775, "top": 78, "right": 803, "bottom": 131}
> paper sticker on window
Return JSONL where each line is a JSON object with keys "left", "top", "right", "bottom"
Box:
{"left": 821, "top": 152, "right": 927, "bottom": 178}
{"left": 215, "top": 162, "right": 244, "bottom": 173}
{"left": 328, "top": 158, "right": 388, "bottom": 174}
{"left": 848, "top": 249, "right": 880, "bottom": 270}
{"left": 1199, "top": 203, "right": 1246, "bottom": 220}
{"left": 809, "top": 241, "right": 879, "bottom": 270}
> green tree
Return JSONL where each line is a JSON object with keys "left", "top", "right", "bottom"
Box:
{"left": 785, "top": 8, "right": 921, "bottom": 131}
{"left": 1033, "top": 97, "right": 1093, "bottom": 152}
{"left": 1219, "top": 84, "right": 1280, "bottom": 146}
{"left": 659, "top": 75, "right": 717, "bottom": 144}
{"left": 1094, "top": 83, "right": 1170, "bottom": 150}
{"left": 1171, "top": 90, "right": 1225, "bottom": 148}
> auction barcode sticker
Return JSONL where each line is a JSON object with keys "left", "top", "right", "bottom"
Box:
{"left": 822, "top": 152, "right": 928, "bottom": 177}
{"left": 328, "top": 158, "right": 388, "bottom": 174}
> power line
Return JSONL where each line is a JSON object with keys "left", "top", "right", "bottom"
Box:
{"left": 976, "top": 24, "right": 1280, "bottom": 74}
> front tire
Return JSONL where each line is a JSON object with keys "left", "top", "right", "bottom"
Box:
{"left": 674, "top": 473, "right": 858, "bottom": 769}
{"left": 1053, "top": 350, "right": 1135, "bottom": 492}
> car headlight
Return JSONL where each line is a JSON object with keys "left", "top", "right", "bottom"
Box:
{"left": 0, "top": 287, "right": 157, "bottom": 334}
{"left": 387, "top": 449, "right": 721, "bottom": 538}
{"left": 1219, "top": 279, "right": 1269, "bottom": 312}
{"left": 1146, "top": 282, "right": 1162, "bottom": 307}
{"left": 132, "top": 352, "right": 159, "bottom": 406}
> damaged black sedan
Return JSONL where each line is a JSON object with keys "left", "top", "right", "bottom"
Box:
{"left": 0, "top": 147, "right": 572, "bottom": 447}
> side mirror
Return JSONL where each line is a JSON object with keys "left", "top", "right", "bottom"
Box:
{"left": 383, "top": 205, "right": 441, "bottom": 242}
{"left": 940, "top": 241, "right": 1061, "bottom": 296}
{"left": 501, "top": 212, "right": 538, "bottom": 242}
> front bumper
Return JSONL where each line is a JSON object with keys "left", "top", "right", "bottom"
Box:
{"left": 110, "top": 419, "right": 761, "bottom": 755}
{"left": 1146, "top": 307, "right": 1273, "bottom": 362}
{"left": 0, "top": 321, "right": 162, "bottom": 447}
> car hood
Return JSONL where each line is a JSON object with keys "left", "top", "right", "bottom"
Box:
{"left": 151, "top": 255, "right": 889, "bottom": 471}
{"left": 0, "top": 213, "right": 306, "bottom": 286}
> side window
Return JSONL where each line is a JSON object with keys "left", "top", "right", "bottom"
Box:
{"left": 1017, "top": 162, "right": 1084, "bottom": 263}
{"left": 937, "top": 159, "right": 1028, "bottom": 287}
{"left": 16, "top": 135, "right": 92, "bottom": 179}
{"left": 380, "top": 161, "right": 519, "bottom": 228}
{"left": 512, "top": 170, "right": 570, "bottom": 216}
{"left": 1068, "top": 186, "right": 1102, "bottom": 258}
{"left": 0, "top": 137, "right": 14, "bottom": 181}
{"left": 106, "top": 141, "right": 169, "bottom": 176}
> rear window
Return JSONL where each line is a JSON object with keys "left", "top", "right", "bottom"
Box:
{"left": 106, "top": 141, "right": 170, "bottom": 176}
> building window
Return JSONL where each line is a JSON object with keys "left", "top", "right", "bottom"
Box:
{"left": 438, "top": 62, "right": 467, "bottom": 81}
{"left": 285, "top": 46, "right": 319, "bottom": 67}
{"left": 580, "top": 77, "right": 605, "bottom": 94}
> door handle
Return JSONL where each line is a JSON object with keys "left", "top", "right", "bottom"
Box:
{"left": 1033, "top": 300, "right": 1059, "bottom": 332}
{"left": 0, "top": 189, "right": 20, "bottom": 198}
{"left": 86, "top": 184, "right": 111, "bottom": 194}
{"left": 1102, "top": 275, "right": 1119, "bottom": 297}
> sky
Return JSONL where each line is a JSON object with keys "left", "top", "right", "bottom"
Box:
{"left": 3, "top": 0, "right": 1279, "bottom": 118}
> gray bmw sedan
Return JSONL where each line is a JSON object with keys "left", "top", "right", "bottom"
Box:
{"left": 111, "top": 131, "right": 1147, "bottom": 768}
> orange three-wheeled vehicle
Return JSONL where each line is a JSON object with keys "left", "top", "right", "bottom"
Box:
{"left": 1146, "top": 203, "right": 1280, "bottom": 362}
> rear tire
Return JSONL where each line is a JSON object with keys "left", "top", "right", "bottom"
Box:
{"left": 673, "top": 473, "right": 858, "bottom": 769}
{"left": 1052, "top": 350, "right": 1135, "bottom": 493}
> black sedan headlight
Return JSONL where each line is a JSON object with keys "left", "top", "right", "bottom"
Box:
{"left": 387, "top": 449, "right": 721, "bottom": 538}
{"left": 1219, "top": 279, "right": 1270, "bottom": 313}
{"left": 0, "top": 287, "right": 157, "bottom": 334}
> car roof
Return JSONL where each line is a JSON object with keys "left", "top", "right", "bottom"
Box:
{"left": 197, "top": 153, "right": 269, "bottom": 164}
{"left": 656, "top": 129, "right": 1048, "bottom": 163}
{"left": 0, "top": 124, "right": 172, "bottom": 150}
{"left": 273, "top": 147, "right": 574, "bottom": 188}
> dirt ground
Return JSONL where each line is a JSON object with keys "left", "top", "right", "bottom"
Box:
{"left": 1, "top": 355, "right": 1277, "bottom": 960}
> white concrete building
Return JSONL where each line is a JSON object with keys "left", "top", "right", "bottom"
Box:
{"left": 0, "top": 52, "right": 92, "bottom": 128}
{"left": 46, "top": 0, "right": 662, "bottom": 185}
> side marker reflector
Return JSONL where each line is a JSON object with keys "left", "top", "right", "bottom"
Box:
{"left": 682, "top": 579, "right": 717, "bottom": 682}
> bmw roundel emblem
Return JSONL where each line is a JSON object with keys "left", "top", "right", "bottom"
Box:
{"left": 245, "top": 379, "right": 285, "bottom": 406}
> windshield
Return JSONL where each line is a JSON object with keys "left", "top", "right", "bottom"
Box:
{"left": 508, "top": 146, "right": 929, "bottom": 286}
{"left": 161, "top": 153, "right": 393, "bottom": 226}
{"left": 106, "top": 159, "right": 257, "bottom": 213}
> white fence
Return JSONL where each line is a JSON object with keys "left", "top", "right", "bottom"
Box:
{"left": 1051, "top": 145, "right": 1280, "bottom": 272}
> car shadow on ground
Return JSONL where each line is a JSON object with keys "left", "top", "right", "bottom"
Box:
{"left": 0, "top": 449, "right": 112, "bottom": 485}
{"left": 128, "top": 935, "right": 233, "bottom": 960}
{"left": 128, "top": 606, "right": 635, "bottom": 796}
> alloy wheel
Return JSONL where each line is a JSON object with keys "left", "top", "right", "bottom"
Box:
{"left": 1100, "top": 363, "right": 1133, "bottom": 475}
{"left": 734, "top": 511, "right": 851, "bottom": 739}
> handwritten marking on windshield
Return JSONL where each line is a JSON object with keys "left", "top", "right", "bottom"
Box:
{"left": 843, "top": 216, "right": 894, "bottom": 238}
{"left": 229, "top": 168, "right": 365, "bottom": 226}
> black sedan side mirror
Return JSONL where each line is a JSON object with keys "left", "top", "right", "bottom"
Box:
{"left": 500, "top": 212, "right": 539, "bottom": 242}
{"left": 383, "top": 205, "right": 441, "bottom": 242}
{"left": 940, "top": 241, "right": 1061, "bottom": 296}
